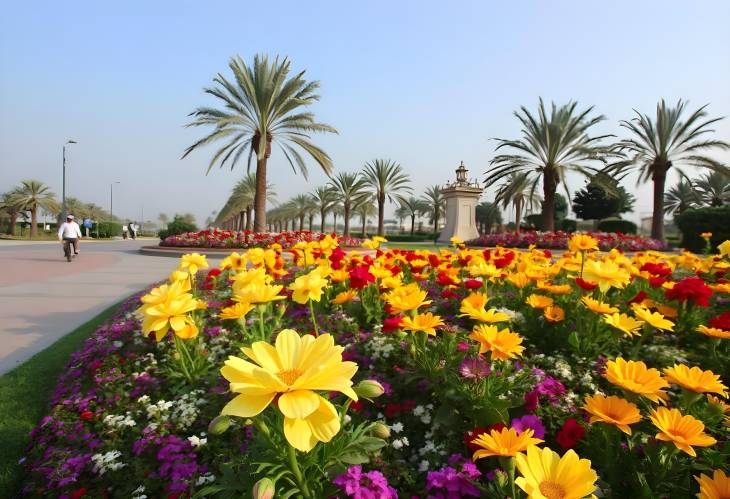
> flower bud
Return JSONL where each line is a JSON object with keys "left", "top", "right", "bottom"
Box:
{"left": 208, "top": 415, "right": 232, "bottom": 435}
{"left": 372, "top": 422, "right": 391, "bottom": 439}
{"left": 252, "top": 478, "right": 275, "bottom": 499}
{"left": 353, "top": 380, "right": 385, "bottom": 399}
{"left": 495, "top": 468, "right": 509, "bottom": 488}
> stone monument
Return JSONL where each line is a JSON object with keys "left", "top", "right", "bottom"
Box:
{"left": 437, "top": 161, "right": 483, "bottom": 243}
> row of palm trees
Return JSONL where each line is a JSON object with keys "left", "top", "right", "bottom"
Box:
{"left": 0, "top": 180, "right": 59, "bottom": 237}
{"left": 664, "top": 171, "right": 730, "bottom": 215}
{"left": 184, "top": 54, "right": 729, "bottom": 242}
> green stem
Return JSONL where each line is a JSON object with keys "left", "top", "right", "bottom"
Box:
{"left": 308, "top": 300, "right": 319, "bottom": 335}
{"left": 258, "top": 305, "right": 266, "bottom": 341}
{"left": 287, "top": 444, "right": 312, "bottom": 498}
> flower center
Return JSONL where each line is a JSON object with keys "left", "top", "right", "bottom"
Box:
{"left": 539, "top": 481, "right": 566, "bottom": 499}
{"left": 278, "top": 368, "right": 303, "bottom": 386}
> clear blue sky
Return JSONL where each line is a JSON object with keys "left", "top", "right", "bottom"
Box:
{"left": 1, "top": 0, "right": 729, "bottom": 226}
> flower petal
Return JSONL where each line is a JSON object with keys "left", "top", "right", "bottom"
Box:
{"left": 220, "top": 392, "right": 275, "bottom": 418}
{"left": 278, "top": 390, "right": 320, "bottom": 419}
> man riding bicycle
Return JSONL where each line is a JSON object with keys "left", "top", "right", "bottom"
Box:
{"left": 58, "top": 214, "right": 83, "bottom": 257}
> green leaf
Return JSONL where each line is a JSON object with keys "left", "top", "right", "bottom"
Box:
{"left": 340, "top": 452, "right": 371, "bottom": 465}
{"left": 568, "top": 331, "right": 580, "bottom": 350}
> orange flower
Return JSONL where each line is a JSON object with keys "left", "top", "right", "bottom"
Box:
{"left": 649, "top": 407, "right": 716, "bottom": 456}
{"left": 469, "top": 325, "right": 525, "bottom": 361}
{"left": 663, "top": 364, "right": 728, "bottom": 397}
{"left": 604, "top": 358, "right": 669, "bottom": 403}
{"left": 544, "top": 305, "right": 565, "bottom": 322}
{"left": 582, "top": 394, "right": 642, "bottom": 435}
{"left": 471, "top": 427, "right": 543, "bottom": 460}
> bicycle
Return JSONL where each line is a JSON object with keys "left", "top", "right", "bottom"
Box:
{"left": 62, "top": 238, "right": 78, "bottom": 262}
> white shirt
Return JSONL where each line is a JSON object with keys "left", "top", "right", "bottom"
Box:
{"left": 58, "top": 221, "right": 82, "bottom": 239}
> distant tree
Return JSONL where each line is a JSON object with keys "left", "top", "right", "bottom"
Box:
{"left": 328, "top": 172, "right": 369, "bottom": 237}
{"left": 694, "top": 171, "right": 730, "bottom": 207}
{"left": 572, "top": 174, "right": 635, "bottom": 222}
{"left": 476, "top": 202, "right": 503, "bottom": 234}
{"left": 0, "top": 190, "right": 23, "bottom": 235}
{"left": 158, "top": 213, "right": 170, "bottom": 226}
{"left": 398, "top": 197, "right": 428, "bottom": 235}
{"left": 13, "top": 180, "right": 59, "bottom": 237}
{"left": 420, "top": 185, "right": 445, "bottom": 234}
{"left": 354, "top": 198, "right": 377, "bottom": 237}
{"left": 362, "top": 159, "right": 411, "bottom": 236}
{"left": 310, "top": 186, "right": 338, "bottom": 232}
{"left": 494, "top": 172, "right": 541, "bottom": 233}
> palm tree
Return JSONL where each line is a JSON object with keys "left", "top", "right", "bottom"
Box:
{"left": 182, "top": 54, "right": 338, "bottom": 232}
{"left": 398, "top": 197, "right": 427, "bottom": 235}
{"left": 486, "top": 99, "right": 614, "bottom": 232}
{"left": 607, "top": 99, "right": 729, "bottom": 241}
{"left": 310, "top": 186, "right": 338, "bottom": 232}
{"left": 0, "top": 190, "right": 23, "bottom": 236}
{"left": 13, "top": 180, "right": 59, "bottom": 237}
{"left": 331, "top": 204, "right": 344, "bottom": 235}
{"left": 289, "top": 194, "right": 314, "bottom": 230}
{"left": 217, "top": 173, "right": 276, "bottom": 230}
{"left": 476, "top": 202, "right": 503, "bottom": 234}
{"left": 362, "top": 159, "right": 412, "bottom": 236}
{"left": 494, "top": 172, "right": 542, "bottom": 232}
{"left": 663, "top": 180, "right": 698, "bottom": 217}
{"left": 328, "top": 172, "right": 369, "bottom": 237}
{"left": 420, "top": 185, "right": 445, "bottom": 234}
{"left": 354, "top": 198, "right": 377, "bottom": 237}
{"left": 694, "top": 171, "right": 730, "bottom": 207}
{"left": 394, "top": 205, "right": 409, "bottom": 231}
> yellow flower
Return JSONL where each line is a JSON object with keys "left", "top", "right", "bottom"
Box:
{"left": 649, "top": 407, "right": 717, "bottom": 457}
{"left": 602, "top": 313, "right": 645, "bottom": 337}
{"left": 231, "top": 267, "right": 270, "bottom": 294}
{"left": 515, "top": 446, "right": 598, "bottom": 499}
{"left": 220, "top": 252, "right": 248, "bottom": 271}
{"left": 632, "top": 304, "right": 674, "bottom": 332}
{"left": 544, "top": 305, "right": 565, "bottom": 323}
{"left": 289, "top": 271, "right": 328, "bottom": 304}
{"left": 461, "top": 292, "right": 489, "bottom": 311}
{"left": 459, "top": 293, "right": 511, "bottom": 323}
{"left": 450, "top": 236, "right": 464, "bottom": 247}
{"left": 696, "top": 325, "right": 730, "bottom": 339}
{"left": 138, "top": 281, "right": 199, "bottom": 341}
{"left": 582, "top": 394, "right": 642, "bottom": 435}
{"left": 569, "top": 233, "right": 599, "bottom": 252}
{"left": 695, "top": 469, "right": 730, "bottom": 499}
{"left": 179, "top": 253, "right": 209, "bottom": 275}
{"left": 469, "top": 324, "right": 525, "bottom": 361}
{"left": 234, "top": 282, "right": 285, "bottom": 304}
{"left": 332, "top": 290, "right": 358, "bottom": 305}
{"left": 330, "top": 268, "right": 350, "bottom": 283}
{"left": 604, "top": 357, "right": 669, "bottom": 403}
{"left": 538, "top": 282, "right": 573, "bottom": 295}
{"left": 471, "top": 427, "right": 543, "bottom": 460}
{"left": 361, "top": 238, "right": 381, "bottom": 249}
{"left": 581, "top": 296, "right": 618, "bottom": 314}
{"left": 718, "top": 240, "right": 730, "bottom": 257}
{"left": 220, "top": 329, "right": 358, "bottom": 452}
{"left": 385, "top": 283, "right": 431, "bottom": 314}
{"left": 581, "top": 259, "right": 631, "bottom": 293}
{"left": 526, "top": 294, "right": 553, "bottom": 309}
{"left": 219, "top": 302, "right": 255, "bottom": 320}
{"left": 401, "top": 312, "right": 445, "bottom": 335}
{"left": 707, "top": 395, "right": 730, "bottom": 413}
{"left": 169, "top": 269, "right": 189, "bottom": 283}
{"left": 467, "top": 259, "right": 501, "bottom": 279}
{"left": 663, "top": 364, "right": 728, "bottom": 397}
{"left": 507, "top": 272, "right": 531, "bottom": 289}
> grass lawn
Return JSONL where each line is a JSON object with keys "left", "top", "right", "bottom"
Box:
{"left": 0, "top": 302, "right": 121, "bottom": 497}
{"left": 383, "top": 242, "right": 448, "bottom": 252}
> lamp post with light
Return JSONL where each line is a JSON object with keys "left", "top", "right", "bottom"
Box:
{"left": 110, "top": 181, "right": 120, "bottom": 236}
{"left": 62, "top": 140, "right": 77, "bottom": 219}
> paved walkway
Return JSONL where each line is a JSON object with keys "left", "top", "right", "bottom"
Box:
{"left": 0, "top": 239, "right": 205, "bottom": 374}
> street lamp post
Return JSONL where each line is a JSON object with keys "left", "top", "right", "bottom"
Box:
{"left": 62, "top": 140, "right": 77, "bottom": 219}
{"left": 110, "top": 181, "right": 120, "bottom": 237}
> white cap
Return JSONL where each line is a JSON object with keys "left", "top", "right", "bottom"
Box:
{"left": 67, "top": 214, "right": 74, "bottom": 220}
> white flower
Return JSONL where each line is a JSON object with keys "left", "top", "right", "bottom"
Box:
{"left": 188, "top": 435, "right": 207, "bottom": 448}
{"left": 91, "top": 450, "right": 126, "bottom": 475}
{"left": 418, "top": 460, "right": 430, "bottom": 472}
{"left": 412, "top": 405, "right": 425, "bottom": 417}
{"left": 390, "top": 422, "right": 404, "bottom": 434}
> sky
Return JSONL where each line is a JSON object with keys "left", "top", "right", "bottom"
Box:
{"left": 1, "top": 0, "right": 729, "bottom": 228}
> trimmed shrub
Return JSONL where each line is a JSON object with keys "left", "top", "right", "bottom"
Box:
{"left": 159, "top": 216, "right": 198, "bottom": 240}
{"left": 95, "top": 222, "right": 123, "bottom": 238}
{"left": 597, "top": 219, "right": 637, "bottom": 234}
{"left": 676, "top": 206, "right": 730, "bottom": 252}
{"left": 383, "top": 233, "right": 439, "bottom": 242}
{"left": 560, "top": 218, "right": 577, "bottom": 232}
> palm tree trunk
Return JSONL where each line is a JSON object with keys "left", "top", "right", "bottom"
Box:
{"left": 333, "top": 212, "right": 338, "bottom": 235}
{"left": 651, "top": 166, "right": 667, "bottom": 241}
{"left": 9, "top": 212, "right": 18, "bottom": 236}
{"left": 433, "top": 210, "right": 438, "bottom": 235}
{"left": 299, "top": 215, "right": 304, "bottom": 231}
{"left": 343, "top": 203, "right": 351, "bottom": 237}
{"left": 515, "top": 200, "right": 523, "bottom": 233}
{"left": 377, "top": 195, "right": 385, "bottom": 236}
{"left": 308, "top": 214, "right": 314, "bottom": 231}
{"left": 542, "top": 168, "right": 557, "bottom": 232}
{"left": 253, "top": 158, "right": 268, "bottom": 233}
{"left": 245, "top": 206, "right": 253, "bottom": 231}
{"left": 320, "top": 209, "right": 326, "bottom": 232}
{"left": 410, "top": 214, "right": 415, "bottom": 235}
{"left": 361, "top": 214, "right": 366, "bottom": 237}
{"left": 31, "top": 207, "right": 38, "bottom": 237}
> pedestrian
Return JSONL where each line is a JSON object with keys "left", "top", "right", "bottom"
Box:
{"left": 122, "top": 223, "right": 128, "bottom": 239}
{"left": 130, "top": 221, "right": 138, "bottom": 239}
{"left": 57, "top": 214, "right": 82, "bottom": 254}
{"left": 83, "top": 217, "right": 92, "bottom": 237}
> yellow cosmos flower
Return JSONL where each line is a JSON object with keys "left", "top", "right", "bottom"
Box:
{"left": 169, "top": 269, "right": 189, "bottom": 282}
{"left": 581, "top": 296, "right": 618, "bottom": 314}
{"left": 471, "top": 427, "right": 543, "bottom": 460}
{"left": 695, "top": 469, "right": 730, "bottom": 499}
{"left": 649, "top": 407, "right": 717, "bottom": 457}
{"left": 707, "top": 395, "right": 730, "bottom": 413}
{"left": 231, "top": 267, "right": 270, "bottom": 292}
{"left": 219, "top": 301, "right": 255, "bottom": 320}
{"left": 220, "top": 329, "right": 358, "bottom": 452}
{"left": 507, "top": 272, "right": 531, "bottom": 289}
{"left": 401, "top": 312, "right": 445, "bottom": 335}
{"left": 361, "top": 238, "right": 382, "bottom": 249}
{"left": 632, "top": 304, "right": 674, "bottom": 332}
{"left": 138, "top": 281, "right": 199, "bottom": 341}
{"left": 581, "top": 259, "right": 631, "bottom": 293}
{"left": 469, "top": 324, "right": 525, "bottom": 361}
{"left": 179, "top": 253, "right": 209, "bottom": 275}
{"left": 220, "top": 252, "right": 248, "bottom": 271}
{"left": 537, "top": 282, "right": 573, "bottom": 295}
{"left": 461, "top": 292, "right": 489, "bottom": 310}
{"left": 515, "top": 446, "right": 598, "bottom": 499}
{"left": 234, "top": 282, "right": 285, "bottom": 304}
{"left": 332, "top": 290, "right": 358, "bottom": 305}
{"left": 467, "top": 259, "right": 501, "bottom": 279}
{"left": 582, "top": 394, "right": 642, "bottom": 435}
{"left": 330, "top": 268, "right": 350, "bottom": 283}
{"left": 569, "top": 233, "right": 599, "bottom": 252}
{"left": 604, "top": 357, "right": 669, "bottom": 403}
{"left": 369, "top": 266, "right": 393, "bottom": 280}
{"left": 663, "top": 364, "right": 728, "bottom": 397}
{"left": 718, "top": 240, "right": 730, "bottom": 257}
{"left": 526, "top": 294, "right": 553, "bottom": 309}
{"left": 385, "top": 283, "right": 431, "bottom": 314}
{"left": 380, "top": 274, "right": 404, "bottom": 289}
{"left": 603, "top": 313, "right": 645, "bottom": 337}
{"left": 289, "top": 271, "right": 328, "bottom": 304}
{"left": 544, "top": 305, "right": 565, "bottom": 322}
{"left": 696, "top": 325, "right": 730, "bottom": 339}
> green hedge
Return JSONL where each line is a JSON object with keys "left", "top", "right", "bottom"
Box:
{"left": 597, "top": 219, "right": 637, "bottom": 234}
{"left": 384, "top": 233, "right": 439, "bottom": 242}
{"left": 676, "top": 206, "right": 730, "bottom": 252}
{"left": 560, "top": 219, "right": 577, "bottom": 232}
{"left": 95, "top": 222, "right": 122, "bottom": 238}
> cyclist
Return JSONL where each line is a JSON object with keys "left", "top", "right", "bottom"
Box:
{"left": 57, "top": 214, "right": 83, "bottom": 256}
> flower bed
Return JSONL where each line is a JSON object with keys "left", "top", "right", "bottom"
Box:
{"left": 160, "top": 229, "right": 362, "bottom": 249}
{"left": 469, "top": 230, "right": 666, "bottom": 251}
{"left": 22, "top": 237, "right": 730, "bottom": 498}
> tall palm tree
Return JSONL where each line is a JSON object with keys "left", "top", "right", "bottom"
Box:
{"left": 328, "top": 172, "right": 369, "bottom": 237}
{"left": 494, "top": 172, "right": 542, "bottom": 232}
{"left": 607, "top": 99, "right": 729, "bottom": 241}
{"left": 182, "top": 54, "right": 338, "bottom": 232}
{"left": 362, "top": 159, "right": 412, "bottom": 236}
{"left": 486, "top": 99, "right": 614, "bottom": 232}
{"left": 310, "top": 186, "right": 338, "bottom": 232}
{"left": 694, "top": 171, "right": 730, "bottom": 207}
{"left": 0, "top": 190, "right": 23, "bottom": 236}
{"left": 420, "top": 185, "right": 445, "bottom": 234}
{"left": 13, "top": 180, "right": 59, "bottom": 237}
{"left": 663, "top": 179, "right": 698, "bottom": 216}
{"left": 354, "top": 198, "right": 377, "bottom": 237}
{"left": 398, "top": 197, "right": 427, "bottom": 235}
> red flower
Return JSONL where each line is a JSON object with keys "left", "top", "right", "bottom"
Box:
{"left": 329, "top": 247, "right": 346, "bottom": 269}
{"left": 555, "top": 418, "right": 585, "bottom": 450}
{"left": 628, "top": 290, "right": 648, "bottom": 305}
{"left": 640, "top": 262, "right": 672, "bottom": 277}
{"left": 80, "top": 410, "right": 93, "bottom": 421}
{"left": 437, "top": 271, "right": 458, "bottom": 287}
{"left": 524, "top": 391, "right": 539, "bottom": 411}
{"left": 382, "top": 316, "right": 404, "bottom": 333}
{"left": 648, "top": 276, "right": 667, "bottom": 288}
{"left": 463, "top": 423, "right": 506, "bottom": 452}
{"left": 349, "top": 265, "right": 375, "bottom": 289}
{"left": 575, "top": 278, "right": 597, "bottom": 291}
{"left": 709, "top": 312, "right": 730, "bottom": 330}
{"left": 665, "top": 277, "right": 713, "bottom": 307}
{"left": 206, "top": 268, "right": 222, "bottom": 279}
{"left": 464, "top": 279, "right": 483, "bottom": 290}
{"left": 493, "top": 251, "right": 516, "bottom": 269}
{"left": 441, "top": 289, "right": 459, "bottom": 300}
{"left": 70, "top": 488, "right": 88, "bottom": 499}
{"left": 428, "top": 254, "right": 441, "bottom": 268}
{"left": 350, "top": 400, "right": 365, "bottom": 413}
{"left": 384, "top": 403, "right": 402, "bottom": 418}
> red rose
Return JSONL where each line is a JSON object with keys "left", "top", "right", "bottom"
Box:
{"left": 575, "top": 278, "right": 597, "bottom": 291}
{"left": 555, "top": 418, "right": 585, "bottom": 449}
{"left": 382, "top": 316, "right": 404, "bottom": 333}
{"left": 464, "top": 279, "right": 483, "bottom": 290}
{"left": 665, "top": 277, "right": 713, "bottom": 307}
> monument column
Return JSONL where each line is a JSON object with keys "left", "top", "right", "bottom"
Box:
{"left": 437, "top": 161, "right": 483, "bottom": 243}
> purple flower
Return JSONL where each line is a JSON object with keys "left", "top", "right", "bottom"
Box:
{"left": 510, "top": 415, "right": 545, "bottom": 439}
{"left": 459, "top": 357, "right": 491, "bottom": 380}
{"left": 333, "top": 465, "right": 398, "bottom": 499}
{"left": 425, "top": 458, "right": 481, "bottom": 498}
